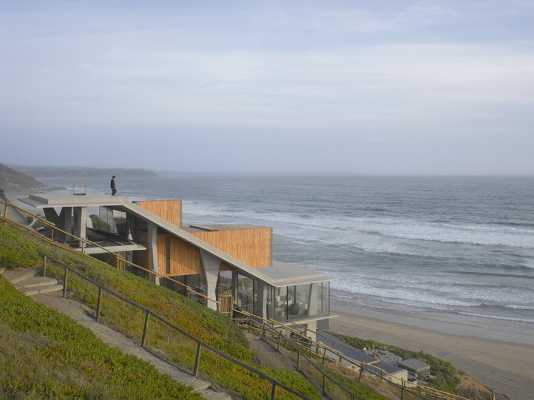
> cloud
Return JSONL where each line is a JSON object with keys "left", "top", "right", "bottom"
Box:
{"left": 1, "top": 1, "right": 534, "bottom": 173}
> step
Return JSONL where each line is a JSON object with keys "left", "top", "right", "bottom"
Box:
{"left": 197, "top": 389, "right": 233, "bottom": 400}
{"left": 23, "top": 284, "right": 63, "bottom": 296}
{"left": 3, "top": 269, "right": 38, "bottom": 285}
{"left": 16, "top": 277, "right": 59, "bottom": 290}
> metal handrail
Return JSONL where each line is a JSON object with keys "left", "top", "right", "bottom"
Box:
{"left": 41, "top": 254, "right": 310, "bottom": 400}
{"left": 249, "top": 319, "right": 358, "bottom": 400}
{"left": 2, "top": 201, "right": 387, "bottom": 399}
{"left": 234, "top": 297, "right": 471, "bottom": 400}
{"left": 2, "top": 201, "right": 470, "bottom": 400}
{"left": 2, "top": 201, "right": 217, "bottom": 304}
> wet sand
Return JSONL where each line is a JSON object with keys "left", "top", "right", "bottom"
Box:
{"left": 330, "top": 300, "right": 534, "bottom": 400}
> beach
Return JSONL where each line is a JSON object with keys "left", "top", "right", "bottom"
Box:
{"left": 331, "top": 299, "right": 534, "bottom": 400}
{"left": 30, "top": 174, "right": 534, "bottom": 399}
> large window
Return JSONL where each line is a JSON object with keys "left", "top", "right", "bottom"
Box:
{"left": 267, "top": 282, "right": 330, "bottom": 321}
{"left": 237, "top": 274, "right": 254, "bottom": 314}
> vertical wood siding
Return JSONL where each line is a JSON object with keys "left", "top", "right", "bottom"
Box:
{"left": 137, "top": 199, "right": 182, "bottom": 227}
{"left": 157, "top": 233, "right": 203, "bottom": 276}
{"left": 192, "top": 227, "right": 272, "bottom": 268}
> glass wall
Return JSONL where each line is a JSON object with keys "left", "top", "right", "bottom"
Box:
{"left": 236, "top": 273, "right": 254, "bottom": 314}
{"left": 267, "top": 282, "right": 330, "bottom": 321}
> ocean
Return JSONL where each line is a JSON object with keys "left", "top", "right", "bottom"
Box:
{"left": 38, "top": 174, "right": 534, "bottom": 326}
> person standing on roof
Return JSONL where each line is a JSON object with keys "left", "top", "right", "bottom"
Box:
{"left": 110, "top": 176, "right": 117, "bottom": 196}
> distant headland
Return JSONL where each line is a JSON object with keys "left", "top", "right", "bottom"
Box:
{"left": 13, "top": 165, "right": 158, "bottom": 179}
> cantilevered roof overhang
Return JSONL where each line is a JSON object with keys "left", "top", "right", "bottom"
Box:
{"left": 20, "top": 192, "right": 331, "bottom": 288}
{"left": 20, "top": 192, "right": 127, "bottom": 208}
{"left": 261, "top": 262, "right": 330, "bottom": 287}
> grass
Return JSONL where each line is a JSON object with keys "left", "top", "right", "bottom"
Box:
{"left": 0, "top": 275, "right": 200, "bottom": 400}
{"left": 0, "top": 222, "right": 320, "bottom": 400}
{"left": 337, "top": 334, "right": 461, "bottom": 393}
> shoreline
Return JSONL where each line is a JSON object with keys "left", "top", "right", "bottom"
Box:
{"left": 329, "top": 299, "right": 534, "bottom": 400}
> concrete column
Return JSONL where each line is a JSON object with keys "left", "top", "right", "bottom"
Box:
{"left": 43, "top": 208, "right": 61, "bottom": 226}
{"left": 200, "top": 250, "right": 220, "bottom": 311}
{"left": 306, "top": 320, "right": 317, "bottom": 342}
{"left": 73, "top": 207, "right": 88, "bottom": 247}
{"left": 147, "top": 222, "right": 160, "bottom": 285}
{"left": 231, "top": 270, "right": 238, "bottom": 303}
{"left": 59, "top": 207, "right": 73, "bottom": 242}
{"left": 307, "top": 283, "right": 322, "bottom": 317}
{"left": 254, "top": 282, "right": 269, "bottom": 319}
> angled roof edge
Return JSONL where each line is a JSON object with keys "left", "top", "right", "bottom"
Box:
{"left": 19, "top": 192, "right": 331, "bottom": 287}
{"left": 122, "top": 201, "right": 288, "bottom": 286}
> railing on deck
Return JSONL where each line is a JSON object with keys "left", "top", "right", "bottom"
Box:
{"left": 41, "top": 254, "right": 309, "bottom": 400}
{"left": 2, "top": 200, "right": 472, "bottom": 400}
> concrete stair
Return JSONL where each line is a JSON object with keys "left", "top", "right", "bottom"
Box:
{"left": 3, "top": 267, "right": 232, "bottom": 400}
{"left": 3, "top": 268, "right": 38, "bottom": 285}
{"left": 22, "top": 283, "right": 64, "bottom": 296}
{"left": 3, "top": 268, "right": 63, "bottom": 297}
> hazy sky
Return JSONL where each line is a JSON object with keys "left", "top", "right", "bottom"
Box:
{"left": 2, "top": 1, "right": 534, "bottom": 174}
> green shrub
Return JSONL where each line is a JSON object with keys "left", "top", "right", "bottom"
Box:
{"left": 0, "top": 223, "right": 319, "bottom": 400}
{"left": 0, "top": 276, "right": 200, "bottom": 400}
{"left": 338, "top": 334, "right": 461, "bottom": 392}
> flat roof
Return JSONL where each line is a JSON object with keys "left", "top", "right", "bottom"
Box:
{"left": 21, "top": 191, "right": 332, "bottom": 288}
{"left": 187, "top": 224, "right": 270, "bottom": 232}
{"left": 261, "top": 261, "right": 330, "bottom": 287}
{"left": 398, "top": 358, "right": 430, "bottom": 371}
{"left": 21, "top": 191, "right": 126, "bottom": 208}
{"left": 368, "top": 361, "right": 405, "bottom": 375}
{"left": 317, "top": 331, "right": 376, "bottom": 364}
{"left": 77, "top": 243, "right": 147, "bottom": 255}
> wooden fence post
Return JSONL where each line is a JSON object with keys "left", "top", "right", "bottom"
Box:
{"left": 62, "top": 266, "right": 69, "bottom": 298}
{"left": 141, "top": 311, "right": 150, "bottom": 347}
{"left": 193, "top": 342, "right": 202, "bottom": 377}
{"left": 270, "top": 382, "right": 277, "bottom": 400}
{"left": 96, "top": 288, "right": 103, "bottom": 322}
{"left": 43, "top": 256, "right": 47, "bottom": 277}
{"left": 359, "top": 365, "right": 364, "bottom": 381}
{"left": 401, "top": 380, "right": 405, "bottom": 400}
{"left": 322, "top": 374, "right": 327, "bottom": 395}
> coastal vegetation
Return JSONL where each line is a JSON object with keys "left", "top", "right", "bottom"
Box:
{"left": 337, "top": 334, "right": 461, "bottom": 393}
{"left": 0, "top": 275, "right": 200, "bottom": 399}
{"left": 0, "top": 222, "right": 319, "bottom": 400}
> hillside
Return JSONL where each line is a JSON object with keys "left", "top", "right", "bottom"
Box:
{"left": 337, "top": 334, "right": 498, "bottom": 400}
{"left": 0, "top": 163, "right": 43, "bottom": 192}
{"left": 0, "top": 275, "right": 200, "bottom": 399}
{"left": 0, "top": 222, "right": 319, "bottom": 400}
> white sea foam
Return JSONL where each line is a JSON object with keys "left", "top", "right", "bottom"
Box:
{"left": 457, "top": 312, "right": 534, "bottom": 324}
{"left": 182, "top": 200, "right": 534, "bottom": 251}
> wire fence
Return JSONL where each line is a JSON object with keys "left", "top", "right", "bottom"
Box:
{"left": 2, "top": 200, "right": 473, "bottom": 400}
{"left": 39, "top": 254, "right": 310, "bottom": 400}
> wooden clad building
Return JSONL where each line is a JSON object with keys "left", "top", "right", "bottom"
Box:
{"left": 189, "top": 225, "right": 272, "bottom": 268}
{"left": 157, "top": 233, "right": 203, "bottom": 276}
{"left": 134, "top": 199, "right": 272, "bottom": 275}
{"left": 137, "top": 199, "right": 182, "bottom": 227}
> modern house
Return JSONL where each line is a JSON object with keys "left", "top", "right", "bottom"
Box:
{"left": 20, "top": 192, "right": 335, "bottom": 337}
